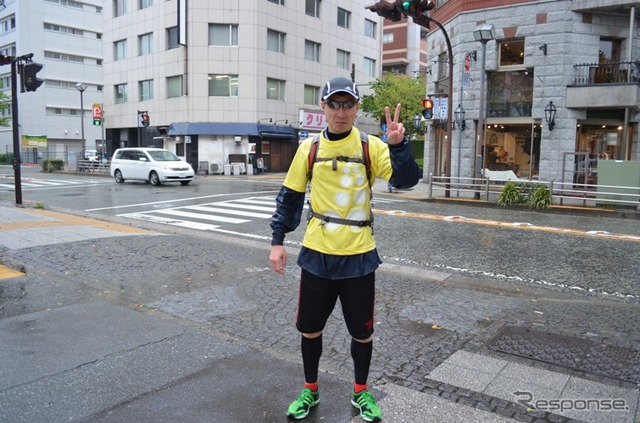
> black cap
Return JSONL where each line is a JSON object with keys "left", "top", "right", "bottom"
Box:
{"left": 321, "top": 77, "right": 360, "bottom": 101}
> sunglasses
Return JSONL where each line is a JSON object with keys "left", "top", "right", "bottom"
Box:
{"left": 325, "top": 100, "right": 357, "bottom": 110}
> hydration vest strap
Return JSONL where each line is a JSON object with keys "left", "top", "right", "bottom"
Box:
{"left": 307, "top": 208, "right": 373, "bottom": 228}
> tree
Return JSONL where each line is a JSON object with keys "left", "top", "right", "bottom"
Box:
{"left": 0, "top": 80, "right": 10, "bottom": 127}
{"left": 360, "top": 72, "right": 426, "bottom": 141}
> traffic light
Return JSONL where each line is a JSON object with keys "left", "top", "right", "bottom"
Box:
{"left": 138, "top": 111, "right": 150, "bottom": 127}
{"left": 365, "top": 0, "right": 403, "bottom": 22}
{"left": 401, "top": 0, "right": 435, "bottom": 28}
{"left": 22, "top": 62, "right": 44, "bottom": 92}
{"left": 367, "top": 0, "right": 435, "bottom": 28}
{"left": 422, "top": 98, "right": 434, "bottom": 119}
{"left": 93, "top": 103, "right": 102, "bottom": 126}
{"left": 401, "top": 0, "right": 434, "bottom": 12}
{"left": 0, "top": 55, "right": 12, "bottom": 66}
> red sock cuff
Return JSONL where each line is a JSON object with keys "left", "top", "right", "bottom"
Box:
{"left": 304, "top": 382, "right": 319, "bottom": 392}
{"left": 354, "top": 383, "right": 367, "bottom": 393}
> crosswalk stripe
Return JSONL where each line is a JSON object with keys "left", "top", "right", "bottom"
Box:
{"left": 0, "top": 177, "right": 109, "bottom": 190}
{"left": 232, "top": 198, "right": 276, "bottom": 206}
{"left": 187, "top": 205, "right": 274, "bottom": 218}
{"left": 204, "top": 202, "right": 276, "bottom": 213}
{"left": 153, "top": 208, "right": 250, "bottom": 224}
{"left": 118, "top": 212, "right": 222, "bottom": 231}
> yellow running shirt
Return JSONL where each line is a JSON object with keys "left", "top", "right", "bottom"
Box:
{"left": 283, "top": 128, "right": 393, "bottom": 255}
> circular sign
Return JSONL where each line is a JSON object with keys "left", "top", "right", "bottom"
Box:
{"left": 464, "top": 54, "right": 471, "bottom": 72}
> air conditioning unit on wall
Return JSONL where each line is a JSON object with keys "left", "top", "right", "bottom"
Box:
{"left": 210, "top": 162, "right": 224, "bottom": 174}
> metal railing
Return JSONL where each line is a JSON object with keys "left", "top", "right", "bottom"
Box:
{"left": 572, "top": 60, "right": 640, "bottom": 85}
{"left": 425, "top": 174, "right": 640, "bottom": 209}
{"left": 77, "top": 159, "right": 110, "bottom": 173}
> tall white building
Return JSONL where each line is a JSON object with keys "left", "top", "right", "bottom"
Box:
{"left": 0, "top": 0, "right": 104, "bottom": 163}
{"left": 0, "top": 0, "right": 382, "bottom": 173}
{"left": 103, "top": 0, "right": 382, "bottom": 173}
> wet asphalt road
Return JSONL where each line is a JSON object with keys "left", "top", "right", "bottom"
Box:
{"left": 2, "top": 166, "right": 639, "bottom": 304}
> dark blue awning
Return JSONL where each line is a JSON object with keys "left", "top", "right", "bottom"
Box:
{"left": 168, "top": 122, "right": 296, "bottom": 139}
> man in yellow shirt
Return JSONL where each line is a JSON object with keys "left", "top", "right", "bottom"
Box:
{"left": 270, "top": 76, "right": 419, "bottom": 422}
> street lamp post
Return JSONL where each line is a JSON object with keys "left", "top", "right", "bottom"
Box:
{"left": 75, "top": 82, "right": 87, "bottom": 157}
{"left": 473, "top": 23, "right": 495, "bottom": 197}
{"left": 454, "top": 103, "right": 465, "bottom": 196}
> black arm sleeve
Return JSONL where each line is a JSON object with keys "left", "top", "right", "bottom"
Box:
{"left": 270, "top": 186, "right": 306, "bottom": 245}
{"left": 388, "top": 138, "right": 421, "bottom": 189}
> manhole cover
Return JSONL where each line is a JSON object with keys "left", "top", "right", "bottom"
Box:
{"left": 488, "top": 326, "right": 640, "bottom": 384}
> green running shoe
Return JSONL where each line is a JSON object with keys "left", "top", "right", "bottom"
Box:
{"left": 351, "top": 390, "right": 382, "bottom": 422}
{"left": 287, "top": 388, "right": 320, "bottom": 420}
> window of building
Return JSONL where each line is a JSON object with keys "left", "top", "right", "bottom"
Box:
{"left": 45, "top": 50, "right": 84, "bottom": 63}
{"left": 337, "top": 8, "right": 350, "bottom": 29}
{"left": 114, "top": 0, "right": 126, "bottom": 17}
{"left": 305, "top": 40, "right": 320, "bottom": 62}
{"left": 167, "top": 26, "right": 179, "bottom": 49}
{"left": 304, "top": 85, "right": 319, "bottom": 105}
{"left": 139, "top": 33, "right": 153, "bottom": 56}
{"left": 267, "top": 29, "right": 285, "bottom": 53}
{"left": 267, "top": 78, "right": 285, "bottom": 101}
{"left": 209, "top": 74, "right": 239, "bottom": 96}
{"left": 139, "top": 79, "right": 154, "bottom": 101}
{"left": 267, "top": 0, "right": 284, "bottom": 4}
{"left": 498, "top": 39, "right": 525, "bottom": 68}
{"left": 599, "top": 38, "right": 621, "bottom": 62}
{"left": 337, "top": 49, "right": 350, "bottom": 70}
{"left": 382, "top": 32, "right": 394, "bottom": 44}
{"left": 44, "top": 23, "right": 84, "bottom": 36}
{"left": 1, "top": 75, "right": 11, "bottom": 90}
{"left": 437, "top": 52, "right": 448, "bottom": 80}
{"left": 167, "top": 75, "right": 183, "bottom": 98}
{"left": 45, "top": 0, "right": 83, "bottom": 7}
{"left": 114, "top": 39, "right": 126, "bottom": 61}
{"left": 487, "top": 70, "right": 533, "bottom": 118}
{"left": 364, "top": 19, "right": 376, "bottom": 39}
{"left": 0, "top": 16, "right": 15, "bottom": 34}
{"left": 1, "top": 44, "right": 16, "bottom": 57}
{"left": 305, "top": 0, "right": 320, "bottom": 18}
{"left": 363, "top": 57, "right": 376, "bottom": 77}
{"left": 209, "top": 24, "right": 238, "bottom": 46}
{"left": 139, "top": 0, "right": 152, "bottom": 9}
{"left": 115, "top": 83, "right": 127, "bottom": 103}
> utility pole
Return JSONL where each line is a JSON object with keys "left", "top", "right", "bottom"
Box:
{"left": 5, "top": 53, "right": 44, "bottom": 205}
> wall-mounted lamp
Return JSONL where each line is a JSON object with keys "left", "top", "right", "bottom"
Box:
{"left": 539, "top": 44, "right": 547, "bottom": 55}
{"left": 413, "top": 114, "right": 422, "bottom": 130}
{"left": 544, "top": 101, "right": 557, "bottom": 131}
{"left": 258, "top": 118, "right": 272, "bottom": 123}
{"left": 274, "top": 119, "right": 288, "bottom": 125}
{"left": 454, "top": 104, "right": 466, "bottom": 131}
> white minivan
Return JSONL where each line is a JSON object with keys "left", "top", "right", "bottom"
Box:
{"left": 110, "top": 147, "right": 195, "bottom": 186}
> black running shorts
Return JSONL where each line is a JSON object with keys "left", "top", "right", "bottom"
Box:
{"left": 296, "top": 269, "right": 375, "bottom": 340}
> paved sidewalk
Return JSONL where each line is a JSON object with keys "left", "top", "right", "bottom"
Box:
{"left": 0, "top": 196, "right": 638, "bottom": 422}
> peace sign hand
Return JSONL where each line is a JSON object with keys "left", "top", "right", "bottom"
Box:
{"left": 385, "top": 103, "right": 406, "bottom": 145}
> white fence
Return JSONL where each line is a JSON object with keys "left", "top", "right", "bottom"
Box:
{"left": 426, "top": 174, "right": 640, "bottom": 209}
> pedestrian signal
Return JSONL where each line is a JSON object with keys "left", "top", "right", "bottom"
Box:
{"left": 422, "top": 98, "right": 434, "bottom": 119}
